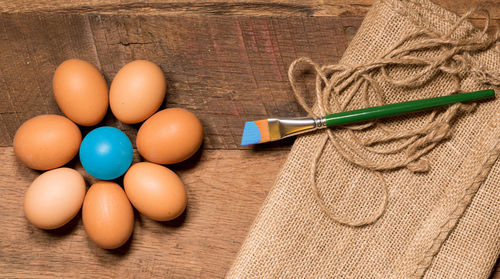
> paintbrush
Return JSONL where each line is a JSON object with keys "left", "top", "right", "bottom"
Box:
{"left": 241, "top": 89, "right": 495, "bottom": 145}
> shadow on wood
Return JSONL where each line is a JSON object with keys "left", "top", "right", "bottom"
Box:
{"left": 41, "top": 210, "right": 82, "bottom": 237}
{"left": 158, "top": 207, "right": 188, "bottom": 228}
{"left": 169, "top": 140, "right": 205, "bottom": 171}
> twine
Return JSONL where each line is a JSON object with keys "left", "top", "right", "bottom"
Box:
{"left": 288, "top": 7, "right": 499, "bottom": 227}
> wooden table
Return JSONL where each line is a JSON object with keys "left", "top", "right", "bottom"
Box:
{"left": 1, "top": 1, "right": 498, "bottom": 278}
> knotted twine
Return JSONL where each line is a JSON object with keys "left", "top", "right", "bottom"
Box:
{"left": 287, "top": 8, "right": 500, "bottom": 227}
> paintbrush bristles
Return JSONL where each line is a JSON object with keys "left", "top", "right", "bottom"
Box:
{"left": 241, "top": 120, "right": 270, "bottom": 145}
{"left": 254, "top": 120, "right": 270, "bottom": 143}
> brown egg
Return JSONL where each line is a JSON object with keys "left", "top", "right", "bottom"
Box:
{"left": 82, "top": 181, "right": 134, "bottom": 249}
{"left": 14, "top": 114, "right": 82, "bottom": 170}
{"left": 124, "top": 162, "right": 187, "bottom": 221}
{"left": 53, "top": 59, "right": 109, "bottom": 126}
{"left": 24, "top": 168, "right": 86, "bottom": 230}
{"left": 110, "top": 60, "right": 166, "bottom": 124}
{"left": 137, "top": 108, "right": 203, "bottom": 164}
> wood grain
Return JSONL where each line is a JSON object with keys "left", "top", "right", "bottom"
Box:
{"left": 0, "top": 0, "right": 498, "bottom": 20}
{"left": 0, "top": 13, "right": 360, "bottom": 149}
{"left": 0, "top": 147, "right": 288, "bottom": 278}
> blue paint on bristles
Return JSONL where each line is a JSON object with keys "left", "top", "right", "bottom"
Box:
{"left": 241, "top": 122, "right": 261, "bottom": 145}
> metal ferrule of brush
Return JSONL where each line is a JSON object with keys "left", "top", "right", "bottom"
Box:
{"left": 267, "top": 117, "right": 327, "bottom": 140}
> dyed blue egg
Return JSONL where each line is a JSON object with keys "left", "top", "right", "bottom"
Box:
{"left": 79, "top": 126, "right": 133, "bottom": 180}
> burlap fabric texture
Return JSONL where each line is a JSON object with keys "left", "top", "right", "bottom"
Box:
{"left": 227, "top": 0, "right": 500, "bottom": 278}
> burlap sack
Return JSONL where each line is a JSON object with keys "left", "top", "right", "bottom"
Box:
{"left": 227, "top": 0, "right": 500, "bottom": 278}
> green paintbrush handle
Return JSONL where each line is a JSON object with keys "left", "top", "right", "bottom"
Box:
{"left": 325, "top": 89, "right": 495, "bottom": 127}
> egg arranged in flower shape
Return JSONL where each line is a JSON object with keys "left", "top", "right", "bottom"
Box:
{"left": 24, "top": 168, "right": 86, "bottom": 230}
{"left": 124, "top": 162, "right": 187, "bottom": 221}
{"left": 137, "top": 108, "right": 203, "bottom": 165}
{"left": 52, "top": 59, "right": 108, "bottom": 126}
{"left": 79, "top": 126, "right": 133, "bottom": 180}
{"left": 14, "top": 114, "right": 81, "bottom": 171}
{"left": 82, "top": 181, "right": 134, "bottom": 249}
{"left": 110, "top": 60, "right": 166, "bottom": 124}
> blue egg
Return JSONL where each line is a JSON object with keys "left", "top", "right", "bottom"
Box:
{"left": 79, "top": 126, "right": 133, "bottom": 180}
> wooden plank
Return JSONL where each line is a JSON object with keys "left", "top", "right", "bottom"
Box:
{"left": 0, "top": 146, "right": 288, "bottom": 278}
{"left": 0, "top": 13, "right": 359, "bottom": 149}
{"left": 0, "top": 14, "right": 102, "bottom": 147}
{"left": 0, "top": 0, "right": 498, "bottom": 20}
